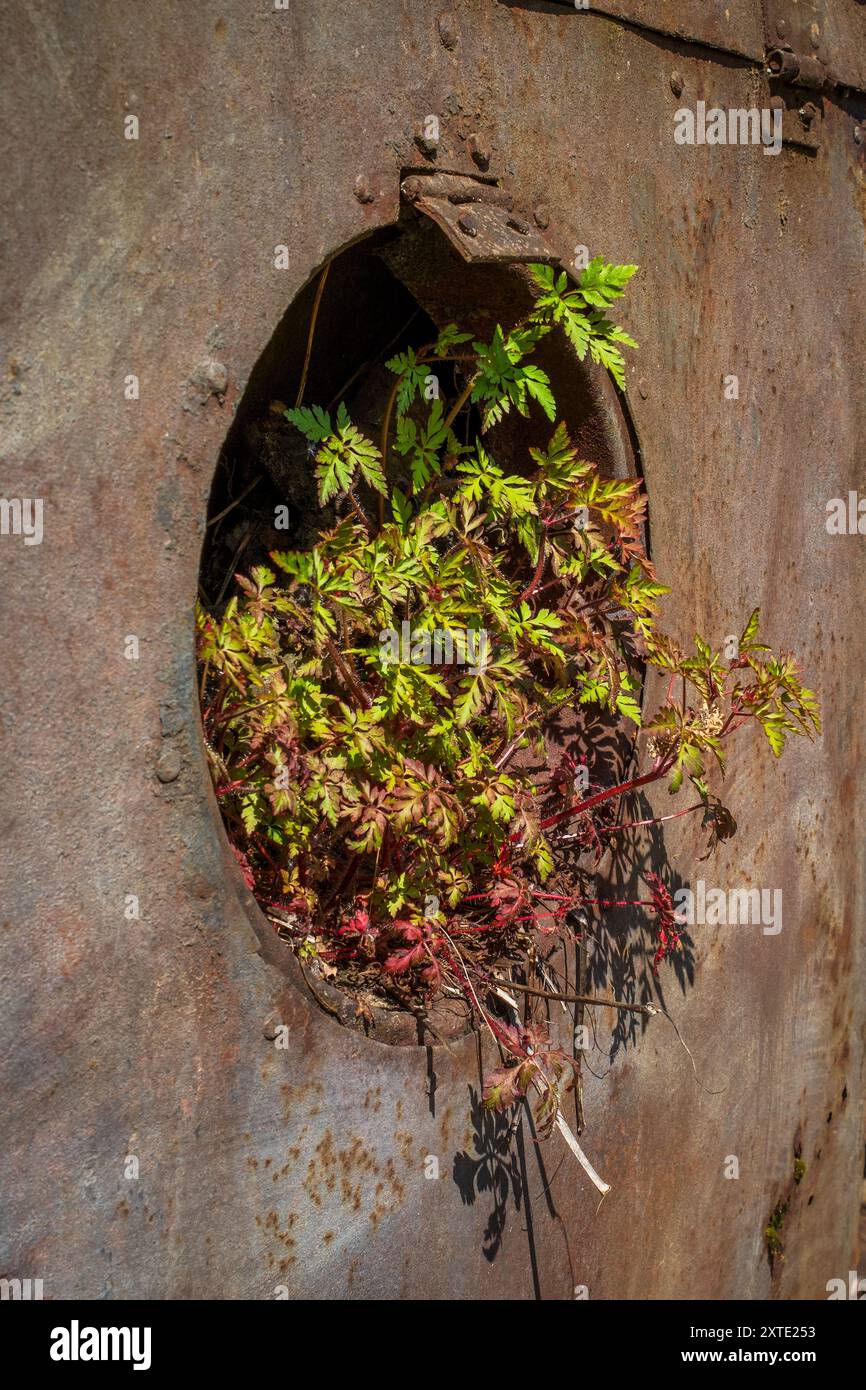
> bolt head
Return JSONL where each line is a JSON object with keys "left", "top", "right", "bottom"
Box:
{"left": 468, "top": 133, "right": 490, "bottom": 170}
{"left": 670, "top": 71, "right": 684, "bottom": 98}
{"left": 156, "top": 746, "right": 181, "bottom": 783}
{"left": 457, "top": 212, "right": 478, "bottom": 237}
{"left": 353, "top": 174, "right": 374, "bottom": 204}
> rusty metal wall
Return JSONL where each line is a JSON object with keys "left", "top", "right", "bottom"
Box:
{"left": 1, "top": 0, "right": 864, "bottom": 1299}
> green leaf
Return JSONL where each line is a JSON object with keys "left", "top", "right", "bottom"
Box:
{"left": 284, "top": 403, "right": 332, "bottom": 442}
{"left": 578, "top": 257, "right": 639, "bottom": 306}
{"left": 434, "top": 324, "right": 473, "bottom": 355}
{"left": 615, "top": 689, "right": 642, "bottom": 726}
{"left": 385, "top": 347, "right": 429, "bottom": 416}
{"left": 391, "top": 487, "right": 412, "bottom": 527}
{"left": 313, "top": 410, "right": 385, "bottom": 504}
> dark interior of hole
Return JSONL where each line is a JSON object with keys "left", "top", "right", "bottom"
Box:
{"left": 199, "top": 213, "right": 638, "bottom": 606}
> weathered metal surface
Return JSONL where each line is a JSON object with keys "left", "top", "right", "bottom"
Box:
{"left": 552, "top": 0, "right": 866, "bottom": 93}
{"left": 408, "top": 192, "right": 558, "bottom": 262}
{"left": 1, "top": 0, "right": 864, "bottom": 1300}
{"left": 548, "top": 0, "right": 766, "bottom": 58}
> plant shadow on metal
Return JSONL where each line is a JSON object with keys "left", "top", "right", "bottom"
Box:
{"left": 453, "top": 1085, "right": 574, "bottom": 1286}
{"left": 453, "top": 1086, "right": 524, "bottom": 1263}
{"left": 197, "top": 221, "right": 818, "bottom": 1199}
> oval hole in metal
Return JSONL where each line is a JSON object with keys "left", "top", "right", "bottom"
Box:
{"left": 198, "top": 217, "right": 646, "bottom": 1047}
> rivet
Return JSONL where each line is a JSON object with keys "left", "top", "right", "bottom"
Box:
{"left": 855, "top": 126, "right": 863, "bottom": 145}
{"left": 156, "top": 746, "right": 181, "bottom": 783}
{"left": 533, "top": 204, "right": 550, "bottom": 229}
{"left": 809, "top": 21, "right": 821, "bottom": 49}
{"left": 776, "top": 17, "right": 787, "bottom": 39}
{"left": 194, "top": 358, "right": 228, "bottom": 396}
{"left": 353, "top": 174, "right": 374, "bottom": 204}
{"left": 437, "top": 12, "right": 458, "bottom": 49}
{"left": 467, "top": 133, "right": 490, "bottom": 170}
{"left": 638, "top": 378, "right": 649, "bottom": 400}
{"left": 458, "top": 212, "right": 478, "bottom": 237}
{"left": 670, "top": 71, "right": 684, "bottom": 98}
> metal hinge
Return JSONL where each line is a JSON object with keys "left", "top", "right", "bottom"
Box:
{"left": 401, "top": 173, "right": 560, "bottom": 266}
{"left": 763, "top": 1, "right": 832, "bottom": 89}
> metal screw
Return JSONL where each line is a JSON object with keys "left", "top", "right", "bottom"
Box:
{"left": 437, "top": 12, "right": 458, "bottom": 49}
{"left": 670, "top": 71, "right": 684, "bottom": 98}
{"left": 457, "top": 212, "right": 478, "bottom": 238}
{"left": 353, "top": 174, "right": 374, "bottom": 204}
{"left": 468, "top": 133, "right": 490, "bottom": 170}
{"left": 533, "top": 204, "right": 550, "bottom": 230}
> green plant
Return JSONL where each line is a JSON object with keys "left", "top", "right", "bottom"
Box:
{"left": 765, "top": 1200, "right": 789, "bottom": 1260}
{"left": 197, "top": 256, "right": 819, "bottom": 1188}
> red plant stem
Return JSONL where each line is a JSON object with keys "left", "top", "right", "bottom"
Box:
{"left": 530, "top": 575, "right": 567, "bottom": 600}
{"left": 571, "top": 593, "right": 613, "bottom": 617}
{"left": 578, "top": 898, "right": 655, "bottom": 909}
{"left": 533, "top": 890, "right": 654, "bottom": 908}
{"left": 544, "top": 507, "right": 585, "bottom": 530}
{"left": 346, "top": 486, "right": 373, "bottom": 535}
{"left": 324, "top": 638, "right": 372, "bottom": 709}
{"left": 597, "top": 802, "right": 704, "bottom": 835}
{"left": 516, "top": 534, "right": 546, "bottom": 605}
{"left": 536, "top": 760, "right": 670, "bottom": 834}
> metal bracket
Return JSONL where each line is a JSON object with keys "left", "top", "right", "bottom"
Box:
{"left": 401, "top": 173, "right": 560, "bottom": 266}
{"left": 771, "top": 89, "right": 823, "bottom": 149}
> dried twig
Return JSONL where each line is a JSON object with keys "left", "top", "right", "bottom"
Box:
{"left": 206, "top": 474, "right": 263, "bottom": 530}
{"left": 500, "top": 978, "right": 657, "bottom": 1017}
{"left": 295, "top": 261, "right": 331, "bottom": 409}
